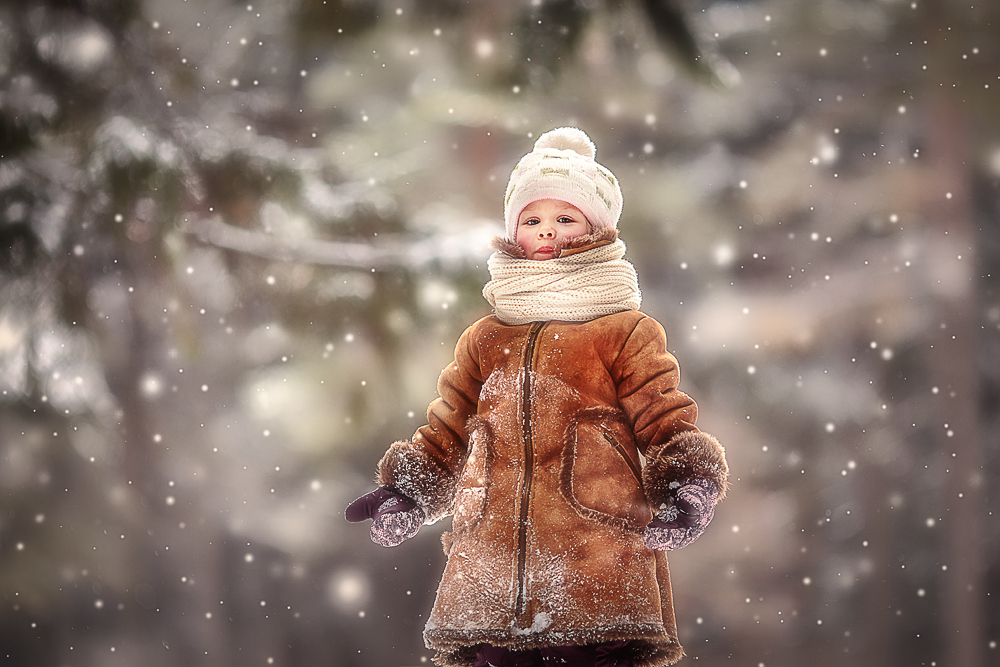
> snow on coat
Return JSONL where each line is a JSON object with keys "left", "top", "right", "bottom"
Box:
{"left": 377, "top": 242, "right": 728, "bottom": 667}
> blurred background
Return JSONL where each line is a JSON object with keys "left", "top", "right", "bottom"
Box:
{"left": 1, "top": 0, "right": 997, "bottom": 666}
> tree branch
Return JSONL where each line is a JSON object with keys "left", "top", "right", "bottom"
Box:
{"left": 185, "top": 216, "right": 495, "bottom": 270}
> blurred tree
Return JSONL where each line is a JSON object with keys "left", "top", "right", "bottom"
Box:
{"left": 0, "top": 0, "right": 476, "bottom": 663}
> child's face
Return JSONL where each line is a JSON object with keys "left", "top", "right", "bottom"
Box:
{"left": 515, "top": 199, "right": 591, "bottom": 260}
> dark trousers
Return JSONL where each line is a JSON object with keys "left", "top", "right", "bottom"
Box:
{"left": 472, "top": 640, "right": 635, "bottom": 667}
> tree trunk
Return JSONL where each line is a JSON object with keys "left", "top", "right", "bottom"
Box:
{"left": 925, "top": 83, "right": 985, "bottom": 667}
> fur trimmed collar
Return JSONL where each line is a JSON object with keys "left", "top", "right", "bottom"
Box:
{"left": 489, "top": 228, "right": 619, "bottom": 260}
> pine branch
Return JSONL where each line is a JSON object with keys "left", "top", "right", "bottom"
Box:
{"left": 186, "top": 216, "right": 494, "bottom": 270}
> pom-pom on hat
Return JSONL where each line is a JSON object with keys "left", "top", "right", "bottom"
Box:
{"left": 503, "top": 127, "right": 623, "bottom": 240}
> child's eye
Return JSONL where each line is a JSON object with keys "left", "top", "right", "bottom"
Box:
{"left": 558, "top": 216, "right": 576, "bottom": 224}
{"left": 523, "top": 218, "right": 540, "bottom": 225}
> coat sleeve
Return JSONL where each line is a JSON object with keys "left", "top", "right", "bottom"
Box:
{"left": 612, "top": 315, "right": 729, "bottom": 507}
{"left": 376, "top": 323, "right": 485, "bottom": 523}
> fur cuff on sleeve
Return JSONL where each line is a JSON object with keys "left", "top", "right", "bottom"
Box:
{"left": 376, "top": 441, "right": 457, "bottom": 524}
{"left": 643, "top": 431, "right": 729, "bottom": 509}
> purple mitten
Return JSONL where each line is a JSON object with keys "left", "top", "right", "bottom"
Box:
{"left": 345, "top": 487, "right": 425, "bottom": 547}
{"left": 643, "top": 477, "right": 719, "bottom": 551}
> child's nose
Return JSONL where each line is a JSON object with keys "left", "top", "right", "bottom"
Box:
{"left": 538, "top": 224, "right": 555, "bottom": 237}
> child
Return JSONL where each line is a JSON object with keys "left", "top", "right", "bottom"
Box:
{"left": 346, "top": 128, "right": 729, "bottom": 667}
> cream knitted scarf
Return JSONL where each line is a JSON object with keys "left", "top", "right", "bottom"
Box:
{"left": 483, "top": 238, "right": 642, "bottom": 325}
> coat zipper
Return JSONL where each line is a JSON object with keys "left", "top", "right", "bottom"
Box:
{"left": 515, "top": 321, "right": 545, "bottom": 624}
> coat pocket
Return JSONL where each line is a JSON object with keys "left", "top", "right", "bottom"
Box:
{"left": 452, "top": 418, "right": 492, "bottom": 536}
{"left": 561, "top": 407, "right": 652, "bottom": 532}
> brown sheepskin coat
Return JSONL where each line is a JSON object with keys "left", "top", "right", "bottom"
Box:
{"left": 377, "top": 235, "right": 728, "bottom": 667}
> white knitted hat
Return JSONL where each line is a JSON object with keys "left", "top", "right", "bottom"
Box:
{"left": 503, "top": 127, "right": 623, "bottom": 240}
